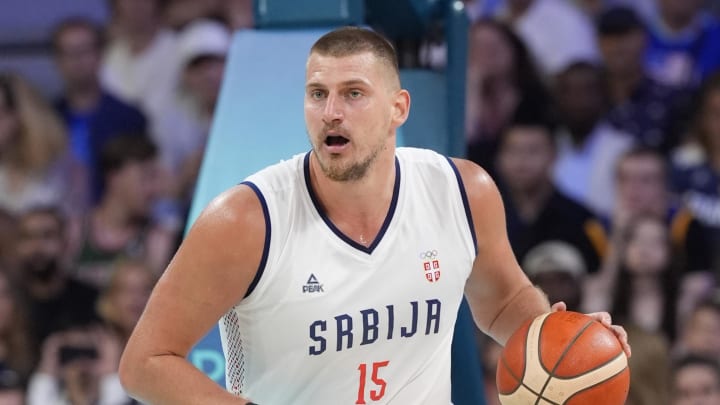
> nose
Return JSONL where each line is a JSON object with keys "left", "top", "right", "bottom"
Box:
{"left": 322, "top": 93, "right": 343, "bottom": 124}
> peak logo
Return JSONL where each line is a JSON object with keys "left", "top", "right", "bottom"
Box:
{"left": 303, "top": 274, "right": 324, "bottom": 293}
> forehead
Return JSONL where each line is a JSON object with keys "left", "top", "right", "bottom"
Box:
{"left": 306, "top": 52, "right": 388, "bottom": 85}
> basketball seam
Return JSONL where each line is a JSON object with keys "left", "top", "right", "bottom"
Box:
{"left": 561, "top": 362, "right": 628, "bottom": 404}
{"left": 497, "top": 322, "right": 532, "bottom": 395}
{"left": 550, "top": 352, "right": 627, "bottom": 380}
{"left": 535, "top": 319, "right": 594, "bottom": 405}
{"left": 499, "top": 355, "right": 561, "bottom": 405}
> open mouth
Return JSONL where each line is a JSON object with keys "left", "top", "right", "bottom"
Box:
{"left": 324, "top": 135, "right": 349, "bottom": 147}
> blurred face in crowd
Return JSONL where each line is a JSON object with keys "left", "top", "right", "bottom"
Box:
{"left": 0, "top": 83, "right": 19, "bottom": 151}
{"left": 700, "top": 89, "right": 720, "bottom": 152}
{"left": 14, "top": 211, "right": 64, "bottom": 283}
{"left": 468, "top": 23, "right": 514, "bottom": 79}
{"left": 497, "top": 125, "right": 554, "bottom": 192}
{"left": 113, "top": 0, "right": 161, "bottom": 30}
{"left": 672, "top": 364, "right": 720, "bottom": 405}
{"left": 599, "top": 30, "right": 646, "bottom": 77}
{"left": 659, "top": 0, "right": 704, "bottom": 26}
{"left": 531, "top": 271, "right": 582, "bottom": 311}
{"left": 108, "top": 158, "right": 159, "bottom": 219}
{"left": 683, "top": 306, "right": 720, "bottom": 360}
{"left": 183, "top": 56, "right": 226, "bottom": 113}
{"left": 54, "top": 24, "right": 101, "bottom": 90}
{"left": 555, "top": 65, "right": 605, "bottom": 134}
{"left": 624, "top": 217, "right": 669, "bottom": 276}
{"left": 105, "top": 263, "right": 153, "bottom": 333}
{"left": 616, "top": 154, "right": 667, "bottom": 216}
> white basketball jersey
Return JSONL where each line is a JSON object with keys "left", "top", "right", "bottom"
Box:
{"left": 219, "top": 147, "right": 477, "bottom": 404}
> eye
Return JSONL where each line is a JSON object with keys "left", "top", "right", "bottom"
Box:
{"left": 348, "top": 89, "right": 362, "bottom": 99}
{"left": 309, "top": 89, "right": 325, "bottom": 100}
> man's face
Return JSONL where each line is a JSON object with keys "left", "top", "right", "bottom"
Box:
{"left": 304, "top": 51, "right": 407, "bottom": 182}
{"left": 107, "top": 159, "right": 159, "bottom": 218}
{"left": 616, "top": 156, "right": 666, "bottom": 215}
{"left": 599, "top": 30, "right": 646, "bottom": 77}
{"left": 15, "top": 212, "right": 64, "bottom": 282}
{"left": 497, "top": 126, "right": 554, "bottom": 192}
{"left": 673, "top": 364, "right": 720, "bottom": 405}
{"left": 684, "top": 308, "right": 720, "bottom": 360}
{"left": 555, "top": 67, "right": 604, "bottom": 130}
{"left": 183, "top": 56, "right": 226, "bottom": 110}
{"left": 54, "top": 26, "right": 100, "bottom": 89}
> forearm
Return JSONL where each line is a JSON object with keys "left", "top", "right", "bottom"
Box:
{"left": 487, "top": 285, "right": 550, "bottom": 345}
{"left": 120, "top": 354, "right": 253, "bottom": 405}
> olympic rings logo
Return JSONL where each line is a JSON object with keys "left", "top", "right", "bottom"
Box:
{"left": 418, "top": 250, "right": 438, "bottom": 259}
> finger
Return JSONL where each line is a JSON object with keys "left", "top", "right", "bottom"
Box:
{"left": 610, "top": 325, "right": 632, "bottom": 358}
{"left": 551, "top": 302, "right": 567, "bottom": 312}
{"left": 588, "top": 312, "right": 612, "bottom": 326}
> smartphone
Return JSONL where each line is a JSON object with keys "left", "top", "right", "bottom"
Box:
{"left": 58, "top": 345, "right": 98, "bottom": 366}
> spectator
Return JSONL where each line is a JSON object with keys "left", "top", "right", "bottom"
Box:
{"left": 678, "top": 298, "right": 720, "bottom": 362}
{"left": 465, "top": 18, "right": 550, "bottom": 174}
{"left": 52, "top": 17, "right": 148, "bottom": 203}
{"left": 97, "top": 259, "right": 154, "bottom": 345}
{"left": 597, "top": 6, "right": 692, "bottom": 153}
{"left": 609, "top": 214, "right": 681, "bottom": 341}
{"left": 101, "top": 0, "right": 182, "bottom": 134}
{"left": 154, "top": 19, "right": 230, "bottom": 207}
{"left": 0, "top": 73, "right": 88, "bottom": 220}
{"left": 74, "top": 134, "right": 177, "bottom": 288}
{"left": 0, "top": 209, "right": 16, "bottom": 271}
{"left": 162, "top": 0, "right": 222, "bottom": 30}
{"left": 27, "top": 326, "right": 127, "bottom": 405}
{"left": 552, "top": 61, "right": 634, "bottom": 216}
{"left": 222, "top": 0, "right": 254, "bottom": 31}
{"left": 0, "top": 269, "right": 35, "bottom": 393}
{"left": 499, "top": 0, "right": 599, "bottom": 76}
{"left": 671, "top": 355, "right": 720, "bottom": 405}
{"left": 495, "top": 108, "right": 606, "bottom": 273}
{"left": 672, "top": 73, "right": 720, "bottom": 237}
{"left": 522, "top": 241, "right": 587, "bottom": 311}
{"left": 12, "top": 206, "right": 99, "bottom": 346}
{"left": 645, "top": 0, "right": 720, "bottom": 87}
{"left": 624, "top": 323, "right": 671, "bottom": 405}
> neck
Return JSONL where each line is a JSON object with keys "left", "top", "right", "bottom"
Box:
{"left": 632, "top": 274, "right": 661, "bottom": 292}
{"left": 66, "top": 82, "right": 101, "bottom": 112}
{"left": 509, "top": 180, "right": 553, "bottom": 222}
{"left": 607, "top": 68, "right": 643, "bottom": 104}
{"left": 309, "top": 148, "right": 396, "bottom": 246}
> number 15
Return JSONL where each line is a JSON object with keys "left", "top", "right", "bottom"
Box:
{"left": 356, "top": 361, "right": 389, "bottom": 404}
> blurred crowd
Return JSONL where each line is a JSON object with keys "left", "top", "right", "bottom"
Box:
{"left": 464, "top": 1, "right": 720, "bottom": 405}
{"left": 0, "top": 0, "right": 719, "bottom": 404}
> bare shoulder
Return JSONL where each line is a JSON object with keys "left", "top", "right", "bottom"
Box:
{"left": 448, "top": 157, "right": 501, "bottom": 207}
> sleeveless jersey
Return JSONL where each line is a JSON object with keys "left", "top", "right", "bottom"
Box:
{"left": 219, "top": 147, "right": 477, "bottom": 404}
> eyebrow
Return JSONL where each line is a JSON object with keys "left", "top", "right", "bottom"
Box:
{"left": 305, "top": 78, "right": 371, "bottom": 89}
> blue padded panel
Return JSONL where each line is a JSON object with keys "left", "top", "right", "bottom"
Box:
{"left": 398, "top": 69, "right": 447, "bottom": 153}
{"left": 255, "top": 0, "right": 364, "bottom": 28}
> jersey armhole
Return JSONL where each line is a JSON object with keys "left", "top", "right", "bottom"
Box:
{"left": 445, "top": 158, "right": 478, "bottom": 255}
{"left": 240, "top": 181, "right": 271, "bottom": 299}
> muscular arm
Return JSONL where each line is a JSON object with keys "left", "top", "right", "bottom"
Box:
{"left": 451, "top": 158, "right": 550, "bottom": 345}
{"left": 119, "top": 185, "right": 264, "bottom": 405}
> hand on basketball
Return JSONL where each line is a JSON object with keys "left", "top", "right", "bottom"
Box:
{"left": 551, "top": 302, "right": 631, "bottom": 358}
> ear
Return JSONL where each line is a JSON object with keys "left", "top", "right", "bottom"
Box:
{"left": 390, "top": 89, "right": 411, "bottom": 129}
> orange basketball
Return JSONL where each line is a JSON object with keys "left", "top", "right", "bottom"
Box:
{"left": 496, "top": 311, "right": 630, "bottom": 405}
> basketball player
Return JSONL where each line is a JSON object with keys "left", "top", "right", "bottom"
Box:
{"left": 119, "top": 27, "right": 630, "bottom": 404}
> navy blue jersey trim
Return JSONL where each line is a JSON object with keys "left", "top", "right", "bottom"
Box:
{"left": 446, "top": 158, "right": 478, "bottom": 254}
{"left": 241, "top": 181, "right": 271, "bottom": 298}
{"left": 303, "top": 151, "right": 400, "bottom": 254}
